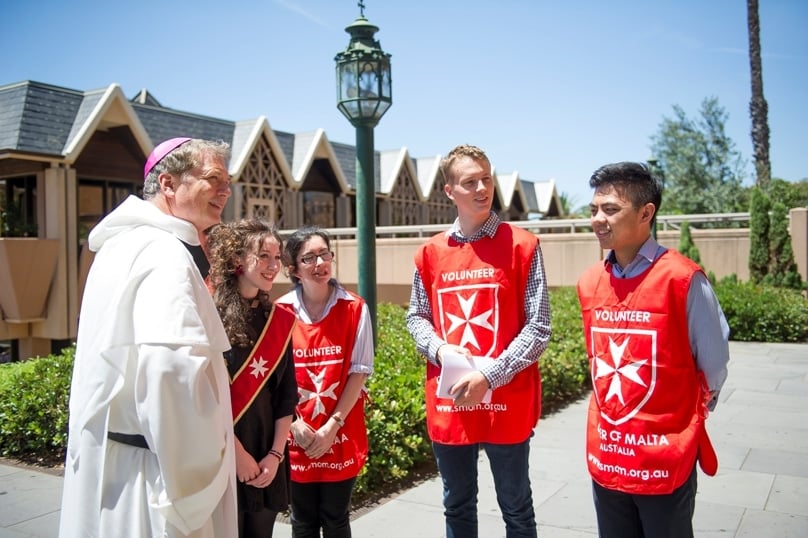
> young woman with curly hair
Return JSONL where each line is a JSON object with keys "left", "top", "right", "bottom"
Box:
{"left": 207, "top": 219, "right": 298, "bottom": 538}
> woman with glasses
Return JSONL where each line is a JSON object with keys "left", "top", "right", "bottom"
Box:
{"left": 276, "top": 225, "right": 374, "bottom": 538}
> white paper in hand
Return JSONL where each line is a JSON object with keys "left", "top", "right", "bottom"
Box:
{"left": 436, "top": 352, "right": 494, "bottom": 404}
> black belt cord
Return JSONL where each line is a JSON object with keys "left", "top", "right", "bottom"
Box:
{"left": 107, "top": 431, "right": 150, "bottom": 450}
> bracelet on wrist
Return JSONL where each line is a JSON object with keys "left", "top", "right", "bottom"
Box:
{"left": 330, "top": 414, "right": 345, "bottom": 428}
{"left": 268, "top": 449, "right": 284, "bottom": 462}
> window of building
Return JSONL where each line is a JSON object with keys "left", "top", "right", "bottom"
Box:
{"left": 78, "top": 179, "right": 136, "bottom": 243}
{"left": 0, "top": 177, "right": 38, "bottom": 236}
{"left": 303, "top": 191, "right": 336, "bottom": 228}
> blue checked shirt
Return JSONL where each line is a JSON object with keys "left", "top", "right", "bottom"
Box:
{"left": 605, "top": 236, "right": 729, "bottom": 408}
{"left": 406, "top": 212, "right": 552, "bottom": 390}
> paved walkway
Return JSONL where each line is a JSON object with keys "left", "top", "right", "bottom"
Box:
{"left": 1, "top": 341, "right": 806, "bottom": 537}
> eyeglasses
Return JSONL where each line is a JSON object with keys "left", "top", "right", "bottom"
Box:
{"left": 300, "top": 250, "right": 335, "bottom": 265}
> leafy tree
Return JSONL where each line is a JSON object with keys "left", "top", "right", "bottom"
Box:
{"left": 747, "top": 0, "right": 771, "bottom": 189}
{"left": 677, "top": 221, "right": 702, "bottom": 267}
{"left": 748, "top": 188, "right": 770, "bottom": 282}
{"left": 650, "top": 97, "right": 748, "bottom": 214}
{"left": 770, "top": 178, "right": 808, "bottom": 209}
{"left": 762, "top": 201, "right": 803, "bottom": 290}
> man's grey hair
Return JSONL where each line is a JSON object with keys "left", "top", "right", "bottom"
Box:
{"left": 143, "top": 139, "right": 231, "bottom": 200}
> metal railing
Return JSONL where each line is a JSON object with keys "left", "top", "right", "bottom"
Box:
{"left": 282, "top": 212, "right": 751, "bottom": 238}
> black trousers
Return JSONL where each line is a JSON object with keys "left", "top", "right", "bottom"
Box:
{"left": 290, "top": 478, "right": 356, "bottom": 538}
{"left": 592, "top": 465, "right": 698, "bottom": 538}
{"left": 238, "top": 508, "right": 278, "bottom": 538}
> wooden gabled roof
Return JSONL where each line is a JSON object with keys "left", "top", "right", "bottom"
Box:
{"left": 0, "top": 79, "right": 561, "bottom": 219}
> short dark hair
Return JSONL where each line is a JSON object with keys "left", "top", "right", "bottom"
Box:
{"left": 589, "top": 162, "right": 663, "bottom": 227}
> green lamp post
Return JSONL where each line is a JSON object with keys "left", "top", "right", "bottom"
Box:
{"left": 335, "top": 1, "right": 392, "bottom": 337}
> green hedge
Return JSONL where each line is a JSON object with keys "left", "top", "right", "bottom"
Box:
{"left": 0, "top": 347, "right": 73, "bottom": 465}
{"left": 0, "top": 282, "right": 804, "bottom": 502}
{"left": 714, "top": 279, "right": 808, "bottom": 342}
{"left": 538, "top": 287, "right": 589, "bottom": 413}
{"left": 355, "top": 303, "right": 431, "bottom": 500}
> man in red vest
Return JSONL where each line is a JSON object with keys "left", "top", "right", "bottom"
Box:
{"left": 577, "top": 161, "right": 730, "bottom": 538}
{"left": 407, "top": 144, "right": 552, "bottom": 538}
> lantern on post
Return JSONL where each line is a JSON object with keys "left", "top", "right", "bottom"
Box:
{"left": 335, "top": 1, "right": 392, "bottom": 337}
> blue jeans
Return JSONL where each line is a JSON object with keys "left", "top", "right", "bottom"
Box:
{"left": 433, "top": 438, "right": 537, "bottom": 538}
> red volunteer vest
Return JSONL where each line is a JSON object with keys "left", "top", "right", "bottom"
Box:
{"left": 577, "top": 250, "right": 716, "bottom": 494}
{"left": 415, "top": 223, "right": 541, "bottom": 444}
{"left": 280, "top": 292, "right": 368, "bottom": 482}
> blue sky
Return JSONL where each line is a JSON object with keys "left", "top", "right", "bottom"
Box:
{"left": 3, "top": 0, "right": 806, "bottom": 209}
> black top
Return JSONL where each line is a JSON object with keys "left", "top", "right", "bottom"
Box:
{"left": 224, "top": 303, "right": 298, "bottom": 513}
{"left": 181, "top": 241, "right": 210, "bottom": 280}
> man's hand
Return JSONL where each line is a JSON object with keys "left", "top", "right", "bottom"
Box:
{"left": 449, "top": 370, "right": 490, "bottom": 407}
{"left": 437, "top": 344, "right": 471, "bottom": 366}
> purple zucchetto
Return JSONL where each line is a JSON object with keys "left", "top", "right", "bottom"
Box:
{"left": 143, "top": 137, "right": 192, "bottom": 179}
